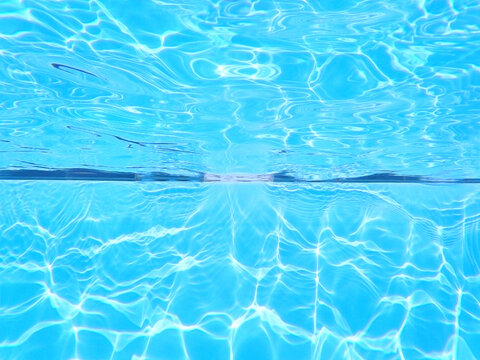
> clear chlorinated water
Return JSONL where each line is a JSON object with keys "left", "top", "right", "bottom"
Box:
{"left": 0, "top": 1, "right": 479, "bottom": 359}
{"left": 2, "top": 183, "right": 480, "bottom": 359}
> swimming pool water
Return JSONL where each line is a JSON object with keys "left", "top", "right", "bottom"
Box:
{"left": 1, "top": 1, "right": 480, "bottom": 359}
{"left": 2, "top": 183, "right": 480, "bottom": 359}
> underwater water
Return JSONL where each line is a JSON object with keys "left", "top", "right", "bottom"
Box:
{"left": 1, "top": 182, "right": 480, "bottom": 360}
{"left": 1, "top": 0, "right": 480, "bottom": 359}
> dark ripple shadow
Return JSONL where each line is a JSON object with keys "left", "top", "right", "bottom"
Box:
{"left": 51, "top": 63, "right": 98, "bottom": 78}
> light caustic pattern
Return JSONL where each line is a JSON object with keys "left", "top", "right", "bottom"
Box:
{"left": 1, "top": 183, "right": 480, "bottom": 360}
{"left": 0, "top": 0, "right": 479, "bottom": 178}
{"left": 1, "top": 1, "right": 480, "bottom": 360}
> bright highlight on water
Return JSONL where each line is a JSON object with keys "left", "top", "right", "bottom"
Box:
{"left": 1, "top": 1, "right": 479, "bottom": 359}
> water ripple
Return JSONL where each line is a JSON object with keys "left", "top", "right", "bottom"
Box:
{"left": 0, "top": 0, "right": 479, "bottom": 176}
{"left": 1, "top": 183, "right": 479, "bottom": 359}
{"left": 1, "top": 1, "right": 480, "bottom": 359}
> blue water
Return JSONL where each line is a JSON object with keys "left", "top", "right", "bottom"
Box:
{"left": 1, "top": 1, "right": 480, "bottom": 359}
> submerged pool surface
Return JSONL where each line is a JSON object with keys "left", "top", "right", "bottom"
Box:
{"left": 1, "top": 0, "right": 480, "bottom": 359}
{"left": 2, "top": 183, "right": 480, "bottom": 360}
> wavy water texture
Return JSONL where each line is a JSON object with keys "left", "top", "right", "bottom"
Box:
{"left": 0, "top": 0, "right": 479, "bottom": 177}
{"left": 1, "top": 1, "right": 480, "bottom": 360}
{"left": 0, "top": 182, "right": 479, "bottom": 359}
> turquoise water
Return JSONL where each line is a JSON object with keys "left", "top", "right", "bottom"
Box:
{"left": 1, "top": 1, "right": 480, "bottom": 359}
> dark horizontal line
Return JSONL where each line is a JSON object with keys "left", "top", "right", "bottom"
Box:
{"left": 0, "top": 169, "right": 479, "bottom": 184}
{"left": 0, "top": 169, "right": 201, "bottom": 182}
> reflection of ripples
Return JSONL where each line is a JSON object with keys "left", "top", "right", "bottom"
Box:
{"left": 314, "top": 54, "right": 389, "bottom": 100}
{"left": 1, "top": 183, "right": 479, "bottom": 359}
{"left": 1, "top": 1, "right": 479, "bottom": 177}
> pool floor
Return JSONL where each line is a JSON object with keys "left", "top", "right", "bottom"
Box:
{"left": 1, "top": 182, "right": 479, "bottom": 360}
